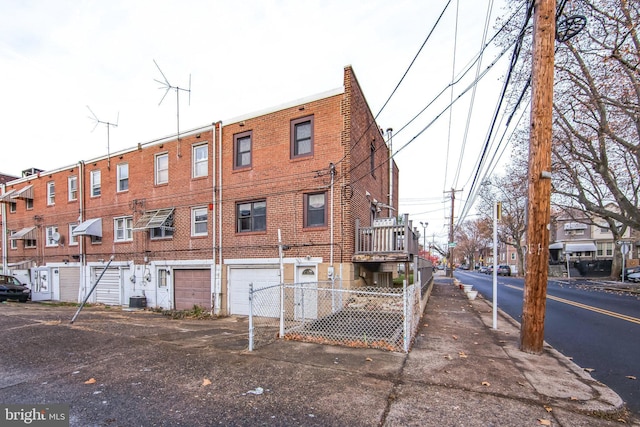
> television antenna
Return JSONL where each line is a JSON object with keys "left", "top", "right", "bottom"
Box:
{"left": 87, "top": 106, "right": 119, "bottom": 170}
{"left": 154, "top": 59, "right": 191, "bottom": 156}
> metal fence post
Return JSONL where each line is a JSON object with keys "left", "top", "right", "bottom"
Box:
{"left": 248, "top": 282, "right": 254, "bottom": 352}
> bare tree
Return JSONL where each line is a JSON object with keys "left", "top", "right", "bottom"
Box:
{"left": 454, "top": 218, "right": 492, "bottom": 268}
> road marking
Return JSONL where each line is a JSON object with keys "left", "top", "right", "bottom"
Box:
{"left": 504, "top": 284, "right": 640, "bottom": 325}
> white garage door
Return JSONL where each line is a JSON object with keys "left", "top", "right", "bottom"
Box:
{"left": 229, "top": 267, "right": 281, "bottom": 316}
{"left": 59, "top": 266, "right": 80, "bottom": 302}
{"left": 93, "top": 267, "right": 121, "bottom": 306}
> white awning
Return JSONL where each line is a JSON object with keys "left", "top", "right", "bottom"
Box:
{"left": 549, "top": 242, "right": 564, "bottom": 250}
{"left": 563, "top": 222, "right": 588, "bottom": 231}
{"left": 0, "top": 189, "right": 16, "bottom": 203}
{"left": 72, "top": 218, "right": 102, "bottom": 237}
{"left": 10, "top": 226, "right": 37, "bottom": 240}
{"left": 11, "top": 185, "right": 34, "bottom": 200}
{"left": 133, "top": 208, "right": 175, "bottom": 231}
{"left": 565, "top": 243, "right": 597, "bottom": 253}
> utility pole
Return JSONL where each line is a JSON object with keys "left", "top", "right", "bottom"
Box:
{"left": 520, "top": 0, "right": 556, "bottom": 354}
{"left": 444, "top": 188, "right": 461, "bottom": 278}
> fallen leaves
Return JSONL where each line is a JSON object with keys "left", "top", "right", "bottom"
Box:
{"left": 626, "top": 375, "right": 636, "bottom": 380}
{"left": 201, "top": 378, "right": 211, "bottom": 387}
{"left": 84, "top": 378, "right": 96, "bottom": 385}
{"left": 537, "top": 419, "right": 552, "bottom": 426}
{"left": 365, "top": 357, "right": 373, "bottom": 362}
{"left": 481, "top": 381, "right": 490, "bottom": 387}
{"left": 544, "top": 405, "right": 552, "bottom": 413}
{"left": 584, "top": 368, "right": 595, "bottom": 373}
{"left": 452, "top": 335, "right": 458, "bottom": 340}
{"left": 458, "top": 351, "right": 468, "bottom": 359}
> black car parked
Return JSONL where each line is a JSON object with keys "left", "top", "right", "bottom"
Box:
{"left": 0, "top": 274, "right": 31, "bottom": 303}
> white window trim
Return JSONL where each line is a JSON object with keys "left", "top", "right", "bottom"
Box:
{"left": 114, "top": 216, "right": 133, "bottom": 242}
{"left": 90, "top": 170, "right": 101, "bottom": 197}
{"left": 155, "top": 153, "right": 169, "bottom": 185}
{"left": 191, "top": 206, "right": 208, "bottom": 236}
{"left": 69, "top": 223, "right": 79, "bottom": 246}
{"left": 192, "top": 143, "right": 208, "bottom": 178}
{"left": 117, "top": 163, "right": 129, "bottom": 192}
{"left": 47, "top": 181, "right": 55, "bottom": 206}
{"left": 46, "top": 225, "right": 59, "bottom": 247}
{"left": 68, "top": 176, "right": 78, "bottom": 201}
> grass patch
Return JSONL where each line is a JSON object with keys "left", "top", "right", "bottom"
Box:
{"left": 150, "top": 305, "right": 216, "bottom": 320}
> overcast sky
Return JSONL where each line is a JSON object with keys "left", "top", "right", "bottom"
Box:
{"left": 1, "top": 0, "right": 514, "bottom": 244}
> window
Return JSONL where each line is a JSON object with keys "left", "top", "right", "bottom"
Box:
{"left": 9, "top": 202, "right": 16, "bottom": 213}
{"left": 191, "top": 207, "right": 208, "bottom": 236}
{"left": 9, "top": 231, "right": 17, "bottom": 250}
{"left": 26, "top": 198, "right": 33, "bottom": 210}
{"left": 155, "top": 153, "right": 169, "bottom": 184}
{"left": 91, "top": 235, "right": 102, "bottom": 244}
{"left": 237, "top": 200, "right": 266, "bottom": 233}
{"left": 68, "top": 176, "right": 78, "bottom": 201}
{"left": 370, "top": 142, "right": 376, "bottom": 176}
{"left": 291, "top": 116, "right": 313, "bottom": 158}
{"left": 25, "top": 239, "right": 36, "bottom": 248}
{"left": 304, "top": 192, "right": 326, "bottom": 228}
{"left": 69, "top": 223, "right": 78, "bottom": 246}
{"left": 150, "top": 213, "right": 174, "bottom": 240}
{"left": 158, "top": 269, "right": 169, "bottom": 287}
{"left": 47, "top": 181, "right": 55, "bottom": 205}
{"left": 114, "top": 217, "right": 133, "bottom": 242}
{"left": 117, "top": 163, "right": 129, "bottom": 192}
{"left": 511, "top": 252, "right": 516, "bottom": 260}
{"left": 234, "top": 131, "right": 252, "bottom": 169}
{"left": 597, "top": 242, "right": 614, "bottom": 257}
{"left": 192, "top": 143, "right": 208, "bottom": 178}
{"left": 46, "top": 226, "right": 59, "bottom": 247}
{"left": 90, "top": 170, "right": 101, "bottom": 197}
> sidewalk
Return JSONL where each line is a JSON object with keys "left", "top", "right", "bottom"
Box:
{"left": 386, "top": 278, "right": 638, "bottom": 426}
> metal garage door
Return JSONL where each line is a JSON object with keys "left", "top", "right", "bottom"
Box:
{"left": 229, "top": 267, "right": 281, "bottom": 316}
{"left": 59, "top": 266, "right": 80, "bottom": 302}
{"left": 93, "top": 267, "right": 121, "bottom": 305}
{"left": 174, "top": 269, "right": 211, "bottom": 310}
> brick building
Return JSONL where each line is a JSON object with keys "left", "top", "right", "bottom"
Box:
{"left": 1, "top": 66, "right": 413, "bottom": 315}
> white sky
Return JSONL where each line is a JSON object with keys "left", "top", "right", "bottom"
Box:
{"left": 1, "top": 0, "right": 514, "bottom": 246}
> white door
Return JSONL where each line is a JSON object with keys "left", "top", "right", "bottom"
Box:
{"left": 229, "top": 267, "right": 280, "bottom": 316}
{"left": 59, "top": 266, "right": 80, "bottom": 302}
{"left": 156, "top": 268, "right": 172, "bottom": 310}
{"left": 295, "top": 266, "right": 318, "bottom": 320}
{"left": 30, "top": 268, "right": 52, "bottom": 301}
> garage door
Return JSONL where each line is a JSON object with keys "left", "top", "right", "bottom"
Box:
{"left": 93, "top": 267, "right": 121, "bottom": 305}
{"left": 59, "top": 266, "right": 80, "bottom": 302}
{"left": 229, "top": 267, "right": 281, "bottom": 316}
{"left": 174, "top": 269, "right": 211, "bottom": 310}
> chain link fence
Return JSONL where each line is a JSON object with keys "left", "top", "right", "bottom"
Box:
{"left": 249, "top": 280, "right": 425, "bottom": 352}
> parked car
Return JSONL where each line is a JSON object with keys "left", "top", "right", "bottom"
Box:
{"left": 0, "top": 274, "right": 31, "bottom": 303}
{"left": 497, "top": 265, "right": 511, "bottom": 276}
{"left": 478, "top": 266, "right": 488, "bottom": 274}
{"left": 621, "top": 266, "right": 640, "bottom": 280}
{"left": 485, "top": 265, "right": 493, "bottom": 274}
{"left": 627, "top": 272, "right": 640, "bottom": 282}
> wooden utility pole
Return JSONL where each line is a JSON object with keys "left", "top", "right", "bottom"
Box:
{"left": 444, "top": 188, "right": 460, "bottom": 278}
{"left": 520, "top": 0, "right": 556, "bottom": 353}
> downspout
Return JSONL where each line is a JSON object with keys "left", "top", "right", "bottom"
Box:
{"left": 329, "top": 163, "right": 335, "bottom": 271}
{"left": 1, "top": 184, "right": 7, "bottom": 274}
{"left": 78, "top": 161, "right": 85, "bottom": 302}
{"left": 387, "top": 128, "right": 393, "bottom": 213}
{"left": 212, "top": 122, "right": 222, "bottom": 315}
{"left": 218, "top": 121, "right": 225, "bottom": 316}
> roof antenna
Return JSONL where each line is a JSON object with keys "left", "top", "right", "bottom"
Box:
{"left": 87, "top": 106, "right": 119, "bottom": 170}
{"left": 154, "top": 59, "right": 191, "bottom": 157}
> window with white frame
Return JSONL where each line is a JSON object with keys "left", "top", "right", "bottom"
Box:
{"left": 192, "top": 143, "right": 208, "bottom": 178}
{"left": 46, "top": 225, "right": 59, "bottom": 247}
{"left": 91, "top": 235, "right": 102, "bottom": 244}
{"left": 158, "top": 269, "right": 169, "bottom": 287}
{"left": 9, "top": 231, "right": 17, "bottom": 250}
{"left": 511, "top": 252, "right": 516, "bottom": 260}
{"left": 90, "top": 170, "right": 101, "bottom": 197}
{"left": 68, "top": 176, "right": 78, "bottom": 201}
{"left": 69, "top": 223, "right": 78, "bottom": 246}
{"left": 155, "top": 153, "right": 169, "bottom": 185}
{"left": 47, "top": 181, "right": 55, "bottom": 205}
{"left": 25, "top": 239, "right": 36, "bottom": 248}
{"left": 117, "top": 163, "right": 129, "bottom": 192}
{"left": 9, "top": 202, "right": 16, "bottom": 213}
{"left": 191, "top": 207, "right": 208, "bottom": 236}
{"left": 26, "top": 198, "right": 33, "bottom": 210}
{"left": 114, "top": 216, "right": 133, "bottom": 242}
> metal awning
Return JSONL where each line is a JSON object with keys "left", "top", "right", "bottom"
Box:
{"left": 133, "top": 208, "right": 175, "bottom": 231}
{"left": 549, "top": 242, "right": 563, "bottom": 250}
{"left": 10, "top": 226, "right": 37, "bottom": 240}
{"left": 565, "top": 242, "right": 597, "bottom": 253}
{"left": 0, "top": 189, "right": 16, "bottom": 203}
{"left": 563, "top": 222, "right": 588, "bottom": 230}
{"left": 72, "top": 218, "right": 102, "bottom": 237}
{"left": 11, "top": 185, "right": 34, "bottom": 200}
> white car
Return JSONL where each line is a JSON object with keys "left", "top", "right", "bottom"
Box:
{"left": 626, "top": 272, "right": 640, "bottom": 282}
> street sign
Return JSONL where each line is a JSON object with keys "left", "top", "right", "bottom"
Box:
{"left": 448, "top": 242, "right": 456, "bottom": 247}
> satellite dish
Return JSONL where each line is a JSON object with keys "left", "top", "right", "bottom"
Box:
{"left": 51, "top": 232, "right": 61, "bottom": 243}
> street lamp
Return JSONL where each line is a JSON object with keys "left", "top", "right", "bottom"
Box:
{"left": 420, "top": 222, "right": 428, "bottom": 254}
